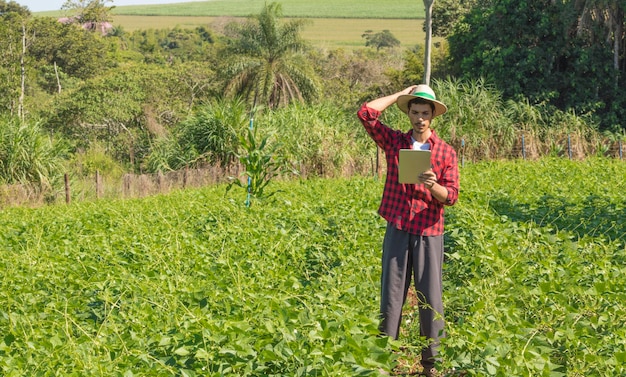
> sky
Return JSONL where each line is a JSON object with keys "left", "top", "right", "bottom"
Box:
{"left": 16, "top": 0, "right": 206, "bottom": 13}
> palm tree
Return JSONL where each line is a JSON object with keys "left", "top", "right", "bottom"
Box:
{"left": 221, "top": 2, "right": 320, "bottom": 109}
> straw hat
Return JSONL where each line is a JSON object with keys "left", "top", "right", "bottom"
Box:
{"left": 396, "top": 84, "right": 447, "bottom": 117}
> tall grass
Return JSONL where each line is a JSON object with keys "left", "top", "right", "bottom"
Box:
{"left": 260, "top": 102, "right": 374, "bottom": 177}
{"left": 146, "top": 98, "right": 249, "bottom": 171}
{"left": 434, "top": 78, "right": 515, "bottom": 160}
{"left": 0, "top": 118, "right": 66, "bottom": 189}
{"left": 432, "top": 79, "right": 617, "bottom": 161}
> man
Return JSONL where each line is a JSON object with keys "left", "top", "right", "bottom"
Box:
{"left": 357, "top": 85, "right": 459, "bottom": 376}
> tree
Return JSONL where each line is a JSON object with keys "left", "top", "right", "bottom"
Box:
{"left": 573, "top": 0, "right": 626, "bottom": 128}
{"left": 0, "top": 0, "right": 30, "bottom": 18}
{"left": 28, "top": 17, "right": 111, "bottom": 80}
{"left": 61, "top": 0, "right": 114, "bottom": 23}
{"left": 0, "top": 3, "right": 31, "bottom": 117}
{"left": 448, "top": 0, "right": 626, "bottom": 131}
{"left": 361, "top": 30, "right": 401, "bottom": 51}
{"left": 128, "top": 26, "right": 217, "bottom": 64}
{"left": 574, "top": 0, "right": 625, "bottom": 74}
{"left": 220, "top": 2, "right": 320, "bottom": 109}
{"left": 431, "top": 0, "right": 495, "bottom": 38}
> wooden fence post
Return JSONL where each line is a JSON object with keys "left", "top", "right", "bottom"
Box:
{"left": 157, "top": 171, "right": 164, "bottom": 192}
{"left": 123, "top": 174, "right": 131, "bottom": 197}
{"left": 64, "top": 173, "right": 70, "bottom": 204}
{"left": 95, "top": 170, "right": 102, "bottom": 199}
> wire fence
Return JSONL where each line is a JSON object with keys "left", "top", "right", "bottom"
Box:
{"left": 1, "top": 135, "right": 624, "bottom": 208}
{"left": 454, "top": 136, "right": 624, "bottom": 167}
{"left": 0, "top": 165, "right": 241, "bottom": 208}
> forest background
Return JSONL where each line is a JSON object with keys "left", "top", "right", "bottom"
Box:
{"left": 0, "top": 0, "right": 625, "bottom": 205}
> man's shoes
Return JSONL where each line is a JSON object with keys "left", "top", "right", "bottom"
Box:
{"left": 379, "top": 366, "right": 449, "bottom": 376}
{"left": 420, "top": 367, "right": 442, "bottom": 377}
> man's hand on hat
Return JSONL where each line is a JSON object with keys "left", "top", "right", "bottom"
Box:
{"left": 418, "top": 169, "right": 437, "bottom": 189}
{"left": 403, "top": 85, "right": 418, "bottom": 95}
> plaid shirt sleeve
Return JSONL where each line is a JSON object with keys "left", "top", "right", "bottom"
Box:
{"left": 357, "top": 102, "right": 459, "bottom": 236}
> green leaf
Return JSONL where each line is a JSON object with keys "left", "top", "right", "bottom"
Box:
{"left": 174, "top": 347, "right": 190, "bottom": 356}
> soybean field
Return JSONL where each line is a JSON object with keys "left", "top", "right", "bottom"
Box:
{"left": 0, "top": 158, "right": 624, "bottom": 376}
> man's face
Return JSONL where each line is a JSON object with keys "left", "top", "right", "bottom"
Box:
{"left": 407, "top": 103, "right": 433, "bottom": 134}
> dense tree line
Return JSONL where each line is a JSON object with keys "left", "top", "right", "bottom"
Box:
{"left": 437, "top": 0, "right": 626, "bottom": 132}
{"left": 0, "top": 0, "right": 624, "bottom": 191}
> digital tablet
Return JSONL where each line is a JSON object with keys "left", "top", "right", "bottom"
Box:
{"left": 398, "top": 149, "right": 431, "bottom": 184}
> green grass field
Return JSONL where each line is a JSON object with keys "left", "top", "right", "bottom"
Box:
{"left": 36, "top": 0, "right": 428, "bottom": 49}
{"left": 112, "top": 15, "right": 427, "bottom": 48}
{"left": 1, "top": 158, "right": 625, "bottom": 376}
{"left": 109, "top": 0, "right": 426, "bottom": 19}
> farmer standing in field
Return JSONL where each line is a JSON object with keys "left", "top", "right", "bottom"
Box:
{"left": 357, "top": 84, "right": 459, "bottom": 377}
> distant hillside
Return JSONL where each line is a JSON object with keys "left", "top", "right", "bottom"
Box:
{"left": 36, "top": 0, "right": 425, "bottom": 19}
{"left": 33, "top": 0, "right": 428, "bottom": 49}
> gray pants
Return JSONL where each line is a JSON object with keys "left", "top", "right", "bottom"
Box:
{"left": 379, "top": 222, "right": 445, "bottom": 369}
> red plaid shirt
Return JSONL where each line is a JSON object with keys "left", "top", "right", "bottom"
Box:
{"left": 357, "top": 103, "right": 459, "bottom": 236}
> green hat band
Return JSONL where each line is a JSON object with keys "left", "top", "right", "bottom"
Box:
{"left": 414, "top": 92, "right": 436, "bottom": 100}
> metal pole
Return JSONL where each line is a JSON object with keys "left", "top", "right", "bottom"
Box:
{"left": 568, "top": 134, "right": 572, "bottom": 159}
{"left": 521, "top": 134, "right": 526, "bottom": 160}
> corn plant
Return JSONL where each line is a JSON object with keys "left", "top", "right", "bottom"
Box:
{"left": 227, "top": 127, "right": 293, "bottom": 204}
